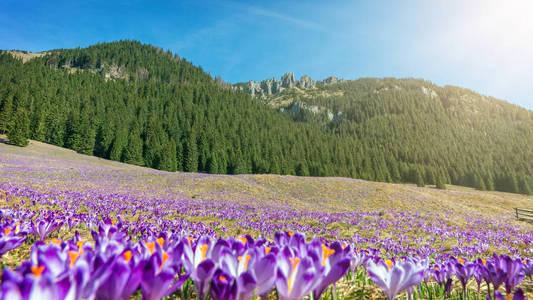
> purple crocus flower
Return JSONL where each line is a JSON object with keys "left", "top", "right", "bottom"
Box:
{"left": 523, "top": 259, "right": 533, "bottom": 279}
{"left": 95, "top": 249, "right": 146, "bottom": 300}
{"left": 250, "top": 253, "right": 277, "bottom": 300}
{"left": 366, "top": 258, "right": 425, "bottom": 300}
{"left": 141, "top": 250, "right": 188, "bottom": 300}
{"left": 275, "top": 247, "right": 317, "bottom": 300}
{"left": 453, "top": 257, "right": 476, "bottom": 295}
{"left": 31, "top": 218, "right": 62, "bottom": 240}
{"left": 210, "top": 268, "right": 236, "bottom": 300}
{"left": 310, "top": 241, "right": 351, "bottom": 300}
{"left": 0, "top": 234, "right": 26, "bottom": 257}
{"left": 492, "top": 288, "right": 525, "bottom": 300}
{"left": 499, "top": 255, "right": 525, "bottom": 295}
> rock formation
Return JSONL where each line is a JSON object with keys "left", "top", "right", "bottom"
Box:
{"left": 240, "top": 73, "right": 341, "bottom": 98}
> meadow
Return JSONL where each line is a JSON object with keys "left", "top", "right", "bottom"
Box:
{"left": 0, "top": 138, "right": 532, "bottom": 299}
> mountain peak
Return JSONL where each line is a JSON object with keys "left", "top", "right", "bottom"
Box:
{"left": 236, "top": 73, "right": 344, "bottom": 97}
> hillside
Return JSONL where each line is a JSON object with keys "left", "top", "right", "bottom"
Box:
{"left": 1, "top": 135, "right": 532, "bottom": 254}
{"left": 1, "top": 41, "right": 533, "bottom": 195}
{"left": 242, "top": 74, "right": 533, "bottom": 195}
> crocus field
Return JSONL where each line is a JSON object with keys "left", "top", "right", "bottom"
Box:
{"left": 0, "top": 139, "right": 532, "bottom": 299}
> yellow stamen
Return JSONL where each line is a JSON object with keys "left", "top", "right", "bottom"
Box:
{"left": 238, "top": 254, "right": 251, "bottom": 271}
{"left": 321, "top": 244, "right": 335, "bottom": 266}
{"left": 458, "top": 258, "right": 466, "bottom": 264}
{"left": 145, "top": 242, "right": 155, "bottom": 254}
{"left": 435, "top": 266, "right": 439, "bottom": 271}
{"left": 341, "top": 244, "right": 347, "bottom": 249}
{"left": 288, "top": 257, "right": 301, "bottom": 293}
{"left": 31, "top": 265, "right": 45, "bottom": 277}
{"left": 385, "top": 259, "right": 394, "bottom": 271}
{"left": 124, "top": 250, "right": 133, "bottom": 263}
{"left": 238, "top": 237, "right": 247, "bottom": 245}
{"left": 15, "top": 223, "right": 20, "bottom": 233}
{"left": 68, "top": 250, "right": 81, "bottom": 268}
{"left": 288, "top": 232, "right": 294, "bottom": 237}
{"left": 482, "top": 259, "right": 487, "bottom": 266}
{"left": 187, "top": 236, "right": 192, "bottom": 246}
{"left": 76, "top": 240, "right": 85, "bottom": 249}
{"left": 199, "top": 244, "right": 208, "bottom": 261}
{"left": 265, "top": 247, "right": 271, "bottom": 254}
{"left": 51, "top": 238, "right": 62, "bottom": 245}
{"left": 111, "top": 220, "right": 116, "bottom": 225}
{"left": 156, "top": 237, "right": 165, "bottom": 247}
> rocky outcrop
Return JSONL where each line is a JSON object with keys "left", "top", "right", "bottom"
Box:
{"left": 241, "top": 73, "right": 340, "bottom": 98}
{"left": 298, "top": 75, "right": 315, "bottom": 89}
{"left": 281, "top": 72, "right": 296, "bottom": 88}
{"left": 320, "top": 76, "right": 344, "bottom": 85}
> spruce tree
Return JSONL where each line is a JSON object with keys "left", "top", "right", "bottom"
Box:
{"left": 415, "top": 168, "right": 425, "bottom": 187}
{"left": 7, "top": 108, "right": 30, "bottom": 147}
{"left": 123, "top": 131, "right": 144, "bottom": 166}
{"left": 184, "top": 133, "right": 198, "bottom": 172}
{"left": 436, "top": 174, "right": 446, "bottom": 189}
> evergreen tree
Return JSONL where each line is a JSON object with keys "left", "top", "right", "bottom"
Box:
{"left": 109, "top": 129, "right": 127, "bottom": 161}
{"left": 474, "top": 173, "right": 486, "bottom": 191}
{"left": 184, "top": 132, "right": 198, "bottom": 172}
{"left": 415, "top": 168, "right": 425, "bottom": 187}
{"left": 436, "top": 174, "right": 446, "bottom": 189}
{"left": 7, "top": 108, "right": 30, "bottom": 146}
{"left": 123, "top": 130, "right": 144, "bottom": 166}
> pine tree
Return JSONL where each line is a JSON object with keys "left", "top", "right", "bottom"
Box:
{"left": 7, "top": 108, "right": 30, "bottom": 146}
{"left": 474, "top": 174, "right": 486, "bottom": 191}
{"left": 436, "top": 174, "right": 446, "bottom": 189}
{"left": 415, "top": 168, "right": 425, "bottom": 187}
{"left": 123, "top": 130, "right": 144, "bottom": 166}
{"left": 184, "top": 132, "right": 198, "bottom": 172}
{"left": 109, "top": 129, "right": 127, "bottom": 161}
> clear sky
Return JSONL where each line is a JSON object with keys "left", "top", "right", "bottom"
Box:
{"left": 1, "top": 0, "right": 532, "bottom": 109}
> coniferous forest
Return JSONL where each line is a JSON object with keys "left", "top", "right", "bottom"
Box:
{"left": 1, "top": 40, "right": 533, "bottom": 195}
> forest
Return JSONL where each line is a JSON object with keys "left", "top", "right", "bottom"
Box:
{"left": 1, "top": 40, "right": 532, "bottom": 194}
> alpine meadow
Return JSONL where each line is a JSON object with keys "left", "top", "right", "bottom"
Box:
{"left": 1, "top": 1, "right": 533, "bottom": 300}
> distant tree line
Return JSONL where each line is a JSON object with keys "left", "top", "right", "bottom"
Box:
{"left": 0, "top": 41, "right": 532, "bottom": 195}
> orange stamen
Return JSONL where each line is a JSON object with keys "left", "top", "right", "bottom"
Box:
{"left": 31, "top": 265, "right": 45, "bottom": 277}
{"left": 321, "top": 244, "right": 335, "bottom": 266}
{"left": 76, "top": 240, "right": 85, "bottom": 249}
{"left": 4, "top": 228, "right": 12, "bottom": 235}
{"left": 156, "top": 237, "right": 165, "bottom": 247}
{"left": 124, "top": 250, "right": 133, "bottom": 262}
{"left": 288, "top": 257, "right": 301, "bottom": 293}
{"left": 288, "top": 232, "right": 294, "bottom": 237}
{"left": 187, "top": 236, "right": 192, "bottom": 246}
{"left": 199, "top": 244, "right": 208, "bottom": 261}
{"left": 238, "top": 237, "right": 247, "bottom": 245}
{"left": 51, "top": 238, "right": 62, "bottom": 245}
{"left": 145, "top": 242, "right": 155, "bottom": 254}
{"left": 219, "top": 275, "right": 227, "bottom": 281}
{"left": 238, "top": 254, "right": 251, "bottom": 271}
{"left": 265, "top": 247, "right": 271, "bottom": 254}
{"left": 458, "top": 258, "right": 466, "bottom": 264}
{"left": 385, "top": 259, "right": 394, "bottom": 271}
{"left": 68, "top": 250, "right": 81, "bottom": 268}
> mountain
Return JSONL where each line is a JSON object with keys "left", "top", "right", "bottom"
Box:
{"left": 1, "top": 40, "right": 532, "bottom": 194}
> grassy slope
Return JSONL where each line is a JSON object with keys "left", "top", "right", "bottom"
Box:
{"left": 2, "top": 137, "right": 533, "bottom": 298}
{"left": 1, "top": 136, "right": 532, "bottom": 227}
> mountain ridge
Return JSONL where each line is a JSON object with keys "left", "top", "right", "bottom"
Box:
{"left": 1, "top": 40, "right": 533, "bottom": 195}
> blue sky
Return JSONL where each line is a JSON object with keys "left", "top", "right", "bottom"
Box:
{"left": 1, "top": 0, "right": 532, "bottom": 109}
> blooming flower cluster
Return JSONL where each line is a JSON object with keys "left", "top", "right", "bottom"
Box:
{"left": 0, "top": 142, "right": 532, "bottom": 298}
{"left": 0, "top": 213, "right": 531, "bottom": 299}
